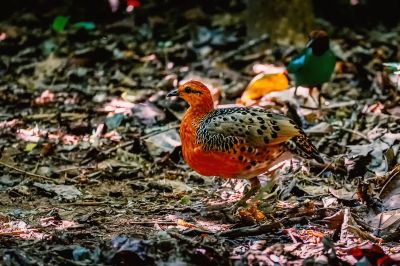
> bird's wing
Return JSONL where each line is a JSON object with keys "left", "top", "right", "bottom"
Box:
{"left": 287, "top": 48, "right": 308, "bottom": 74}
{"left": 196, "top": 107, "right": 302, "bottom": 151}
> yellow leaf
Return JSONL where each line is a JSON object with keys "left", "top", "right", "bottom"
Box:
{"left": 240, "top": 72, "right": 289, "bottom": 104}
{"left": 177, "top": 219, "right": 193, "bottom": 228}
{"left": 25, "top": 143, "right": 37, "bottom": 152}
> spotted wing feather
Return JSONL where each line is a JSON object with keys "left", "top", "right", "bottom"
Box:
{"left": 196, "top": 107, "right": 302, "bottom": 151}
{"left": 285, "top": 135, "right": 324, "bottom": 163}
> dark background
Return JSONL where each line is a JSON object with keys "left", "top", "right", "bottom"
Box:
{"left": 1, "top": 0, "right": 400, "bottom": 28}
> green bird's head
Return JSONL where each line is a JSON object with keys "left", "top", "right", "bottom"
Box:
{"left": 307, "top": 30, "right": 330, "bottom": 56}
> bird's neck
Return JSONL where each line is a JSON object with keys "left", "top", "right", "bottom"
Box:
{"left": 181, "top": 102, "right": 213, "bottom": 132}
{"left": 187, "top": 100, "right": 214, "bottom": 118}
{"left": 180, "top": 103, "right": 213, "bottom": 157}
{"left": 310, "top": 39, "right": 330, "bottom": 56}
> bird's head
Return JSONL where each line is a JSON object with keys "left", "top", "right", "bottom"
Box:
{"left": 167, "top": 80, "right": 213, "bottom": 110}
{"left": 307, "top": 30, "right": 330, "bottom": 56}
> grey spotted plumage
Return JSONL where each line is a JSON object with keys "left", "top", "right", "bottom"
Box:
{"left": 195, "top": 107, "right": 323, "bottom": 164}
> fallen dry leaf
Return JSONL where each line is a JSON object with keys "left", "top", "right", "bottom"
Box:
{"left": 33, "top": 90, "right": 55, "bottom": 106}
{"left": 238, "top": 202, "right": 266, "bottom": 223}
{"left": 239, "top": 72, "right": 289, "bottom": 105}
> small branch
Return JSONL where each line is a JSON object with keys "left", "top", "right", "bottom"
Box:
{"left": 106, "top": 124, "right": 180, "bottom": 156}
{"left": 86, "top": 123, "right": 181, "bottom": 163}
{"left": 55, "top": 166, "right": 96, "bottom": 173}
{"left": 378, "top": 164, "right": 400, "bottom": 197}
{"left": 128, "top": 221, "right": 178, "bottom": 225}
{"left": 333, "top": 125, "right": 371, "bottom": 142}
{"left": 24, "top": 112, "right": 87, "bottom": 121}
{"left": 0, "top": 231, "right": 28, "bottom": 236}
{"left": 300, "top": 100, "right": 357, "bottom": 111}
{"left": 168, "top": 231, "right": 200, "bottom": 246}
{"left": 0, "top": 160, "right": 57, "bottom": 183}
{"left": 64, "top": 201, "right": 109, "bottom": 206}
{"left": 315, "top": 160, "right": 335, "bottom": 178}
{"left": 139, "top": 124, "right": 180, "bottom": 140}
{"left": 299, "top": 105, "right": 320, "bottom": 110}
{"left": 215, "top": 34, "right": 270, "bottom": 62}
{"left": 218, "top": 221, "right": 282, "bottom": 238}
{"left": 100, "top": 140, "right": 137, "bottom": 157}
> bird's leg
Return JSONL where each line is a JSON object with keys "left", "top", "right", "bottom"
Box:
{"left": 316, "top": 85, "right": 322, "bottom": 108}
{"left": 207, "top": 178, "right": 261, "bottom": 215}
{"left": 309, "top": 87, "right": 319, "bottom": 107}
{"left": 232, "top": 177, "right": 261, "bottom": 209}
{"left": 294, "top": 86, "right": 298, "bottom": 97}
{"left": 221, "top": 177, "right": 261, "bottom": 222}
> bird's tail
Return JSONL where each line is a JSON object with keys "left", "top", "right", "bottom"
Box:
{"left": 284, "top": 134, "right": 324, "bottom": 164}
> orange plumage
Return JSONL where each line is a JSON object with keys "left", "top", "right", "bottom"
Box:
{"left": 167, "top": 80, "right": 323, "bottom": 207}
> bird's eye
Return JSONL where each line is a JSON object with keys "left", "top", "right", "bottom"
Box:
{"left": 183, "top": 86, "right": 202, "bottom": 95}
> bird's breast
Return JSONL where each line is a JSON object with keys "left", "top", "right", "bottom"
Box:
{"left": 180, "top": 118, "right": 288, "bottom": 178}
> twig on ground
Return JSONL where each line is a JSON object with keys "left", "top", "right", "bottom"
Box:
{"left": 24, "top": 112, "right": 87, "bottom": 121}
{"left": 63, "top": 201, "right": 110, "bottom": 206}
{"left": 0, "top": 160, "right": 58, "bottom": 183}
{"left": 168, "top": 231, "right": 200, "bottom": 246}
{"left": 215, "top": 34, "right": 270, "bottom": 62}
{"left": 218, "top": 221, "right": 282, "bottom": 238}
{"left": 300, "top": 100, "right": 357, "bottom": 110}
{"left": 378, "top": 164, "right": 400, "bottom": 197}
{"left": 315, "top": 160, "right": 336, "bottom": 178}
{"left": 128, "top": 221, "right": 178, "bottom": 225}
{"left": 91, "top": 123, "right": 181, "bottom": 161}
{"left": 333, "top": 125, "right": 371, "bottom": 142}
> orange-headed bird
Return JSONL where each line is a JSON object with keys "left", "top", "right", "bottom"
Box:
{"left": 167, "top": 80, "right": 323, "bottom": 207}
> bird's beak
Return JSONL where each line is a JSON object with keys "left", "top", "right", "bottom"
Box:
{"left": 167, "top": 89, "right": 179, "bottom": 97}
{"left": 306, "top": 39, "right": 313, "bottom": 48}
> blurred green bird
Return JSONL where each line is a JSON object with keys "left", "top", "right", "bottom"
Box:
{"left": 287, "top": 30, "right": 336, "bottom": 107}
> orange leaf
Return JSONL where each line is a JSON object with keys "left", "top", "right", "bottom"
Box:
{"left": 240, "top": 73, "right": 289, "bottom": 104}
{"left": 238, "top": 203, "right": 266, "bottom": 223}
{"left": 177, "top": 219, "right": 195, "bottom": 229}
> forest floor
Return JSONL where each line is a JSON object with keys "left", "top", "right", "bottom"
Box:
{"left": 1, "top": 2, "right": 400, "bottom": 265}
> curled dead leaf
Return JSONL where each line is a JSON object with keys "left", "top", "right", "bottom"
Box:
{"left": 239, "top": 72, "right": 289, "bottom": 105}
{"left": 323, "top": 210, "right": 345, "bottom": 230}
{"left": 329, "top": 187, "right": 357, "bottom": 201}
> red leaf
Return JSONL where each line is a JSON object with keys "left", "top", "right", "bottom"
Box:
{"left": 347, "top": 244, "right": 400, "bottom": 266}
{"left": 127, "top": 0, "right": 141, "bottom": 7}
